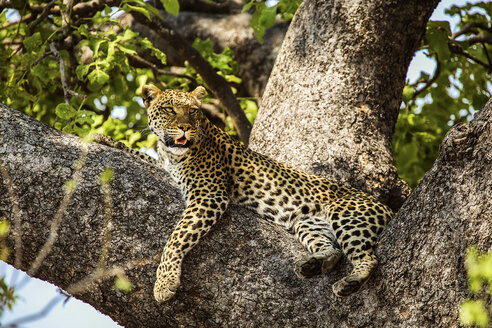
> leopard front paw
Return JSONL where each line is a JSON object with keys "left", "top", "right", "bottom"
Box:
{"left": 153, "top": 271, "right": 181, "bottom": 303}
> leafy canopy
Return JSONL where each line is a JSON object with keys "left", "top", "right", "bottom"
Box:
{"left": 394, "top": 2, "right": 492, "bottom": 187}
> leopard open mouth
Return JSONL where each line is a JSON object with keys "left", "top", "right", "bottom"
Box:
{"left": 172, "top": 136, "right": 190, "bottom": 148}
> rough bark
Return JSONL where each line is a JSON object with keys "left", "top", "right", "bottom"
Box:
{"left": 1, "top": 96, "right": 491, "bottom": 327}
{"left": 250, "top": 0, "right": 442, "bottom": 210}
{"left": 1, "top": 0, "right": 491, "bottom": 326}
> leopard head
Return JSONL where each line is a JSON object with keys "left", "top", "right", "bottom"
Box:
{"left": 142, "top": 85, "right": 207, "bottom": 154}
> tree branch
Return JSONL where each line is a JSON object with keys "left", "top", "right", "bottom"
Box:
{"left": 126, "top": 53, "right": 199, "bottom": 85}
{"left": 28, "top": 0, "right": 57, "bottom": 35}
{"left": 451, "top": 22, "right": 492, "bottom": 40}
{"left": 465, "top": 34, "right": 492, "bottom": 45}
{"left": 412, "top": 52, "right": 441, "bottom": 99}
{"left": 1, "top": 94, "right": 491, "bottom": 327}
{"left": 49, "top": 43, "right": 85, "bottom": 104}
{"left": 449, "top": 42, "right": 492, "bottom": 70}
{"left": 131, "top": 12, "right": 252, "bottom": 145}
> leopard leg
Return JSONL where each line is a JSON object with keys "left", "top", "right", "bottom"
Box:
{"left": 293, "top": 217, "right": 343, "bottom": 279}
{"left": 154, "top": 191, "right": 229, "bottom": 303}
{"left": 90, "top": 133, "right": 157, "bottom": 165}
{"left": 330, "top": 200, "right": 390, "bottom": 297}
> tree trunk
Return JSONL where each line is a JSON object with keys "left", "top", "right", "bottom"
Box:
{"left": 1, "top": 96, "right": 491, "bottom": 328}
{"left": 250, "top": 0, "right": 441, "bottom": 210}
{"left": 1, "top": 0, "right": 491, "bottom": 327}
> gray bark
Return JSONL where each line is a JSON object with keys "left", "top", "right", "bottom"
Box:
{"left": 250, "top": 0, "right": 442, "bottom": 210}
{"left": 1, "top": 96, "right": 491, "bottom": 328}
{"left": 1, "top": 0, "right": 491, "bottom": 327}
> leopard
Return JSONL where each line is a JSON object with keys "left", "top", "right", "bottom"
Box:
{"left": 96, "top": 84, "right": 394, "bottom": 303}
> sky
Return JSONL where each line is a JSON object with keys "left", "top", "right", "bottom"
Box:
{"left": 0, "top": 0, "right": 476, "bottom": 326}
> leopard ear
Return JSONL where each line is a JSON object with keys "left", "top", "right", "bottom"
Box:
{"left": 142, "top": 84, "right": 161, "bottom": 108}
{"left": 191, "top": 86, "right": 207, "bottom": 101}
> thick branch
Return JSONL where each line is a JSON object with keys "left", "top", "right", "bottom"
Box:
{"left": 1, "top": 95, "right": 491, "bottom": 327}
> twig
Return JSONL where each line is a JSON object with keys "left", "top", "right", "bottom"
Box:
{"left": 3, "top": 294, "right": 64, "bottom": 328}
{"left": 465, "top": 34, "right": 492, "bottom": 45}
{"left": 413, "top": 53, "right": 441, "bottom": 99}
{"left": 28, "top": 0, "right": 57, "bottom": 35}
{"left": 66, "top": 254, "right": 159, "bottom": 295}
{"left": 448, "top": 42, "right": 492, "bottom": 70}
{"left": 0, "top": 162, "right": 23, "bottom": 270}
{"left": 451, "top": 22, "right": 492, "bottom": 40}
{"left": 0, "top": 14, "right": 32, "bottom": 30}
{"left": 126, "top": 53, "right": 199, "bottom": 84}
{"left": 482, "top": 42, "right": 492, "bottom": 71}
{"left": 132, "top": 12, "right": 252, "bottom": 145}
{"left": 49, "top": 42, "right": 85, "bottom": 104}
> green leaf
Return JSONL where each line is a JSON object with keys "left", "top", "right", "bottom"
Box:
{"left": 251, "top": 5, "right": 266, "bottom": 43}
{"left": 426, "top": 21, "right": 451, "bottom": 60}
{"left": 402, "top": 85, "right": 415, "bottom": 102}
{"left": 88, "top": 68, "right": 109, "bottom": 88}
{"left": 242, "top": 1, "right": 254, "bottom": 12}
{"left": 55, "top": 103, "right": 76, "bottom": 120}
{"left": 92, "top": 39, "right": 106, "bottom": 59}
{"left": 117, "top": 43, "right": 137, "bottom": 55}
{"left": 161, "top": 0, "right": 180, "bottom": 16}
{"left": 73, "top": 125, "right": 91, "bottom": 137}
{"left": 76, "top": 64, "right": 90, "bottom": 80}
{"left": 224, "top": 74, "right": 242, "bottom": 84}
{"left": 120, "top": 28, "right": 139, "bottom": 42}
{"left": 23, "top": 32, "right": 43, "bottom": 51}
{"left": 100, "top": 167, "right": 114, "bottom": 185}
{"left": 114, "top": 275, "right": 133, "bottom": 292}
{"left": 259, "top": 5, "right": 277, "bottom": 29}
{"left": 459, "top": 300, "right": 489, "bottom": 327}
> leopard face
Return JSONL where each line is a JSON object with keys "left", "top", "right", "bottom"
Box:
{"left": 142, "top": 85, "right": 207, "bottom": 155}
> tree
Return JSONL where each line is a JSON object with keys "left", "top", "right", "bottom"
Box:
{"left": 0, "top": 0, "right": 491, "bottom": 327}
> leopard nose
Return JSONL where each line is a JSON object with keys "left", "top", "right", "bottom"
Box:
{"left": 178, "top": 124, "right": 192, "bottom": 131}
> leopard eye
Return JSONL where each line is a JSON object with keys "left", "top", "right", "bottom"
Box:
{"left": 164, "top": 107, "right": 174, "bottom": 113}
{"left": 189, "top": 107, "right": 199, "bottom": 113}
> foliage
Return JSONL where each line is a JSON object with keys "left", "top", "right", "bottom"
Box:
{"left": 459, "top": 247, "right": 492, "bottom": 328}
{"left": 114, "top": 274, "right": 133, "bottom": 292}
{"left": 0, "top": 0, "right": 251, "bottom": 157}
{"left": 243, "top": 0, "right": 302, "bottom": 43}
{"left": 0, "top": 276, "right": 18, "bottom": 319}
{"left": 394, "top": 2, "right": 492, "bottom": 188}
{"left": 0, "top": 220, "right": 17, "bottom": 318}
